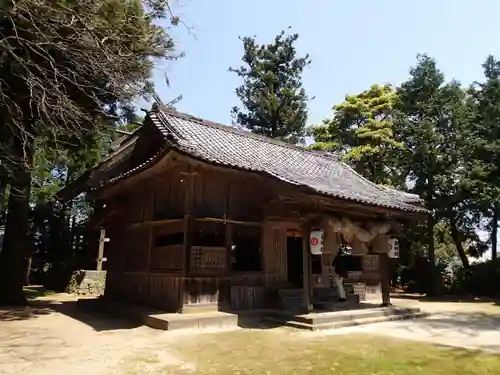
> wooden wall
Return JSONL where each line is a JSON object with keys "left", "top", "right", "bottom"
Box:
{"left": 100, "top": 154, "right": 389, "bottom": 312}
{"left": 262, "top": 225, "right": 288, "bottom": 286}
{"left": 106, "top": 272, "right": 183, "bottom": 311}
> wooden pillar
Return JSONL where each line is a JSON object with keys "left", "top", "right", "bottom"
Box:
{"left": 181, "top": 171, "right": 196, "bottom": 274}
{"left": 224, "top": 182, "right": 233, "bottom": 276}
{"left": 180, "top": 171, "right": 195, "bottom": 312}
{"left": 379, "top": 252, "right": 391, "bottom": 307}
{"left": 97, "top": 228, "right": 108, "bottom": 271}
{"left": 146, "top": 228, "right": 152, "bottom": 271}
{"left": 225, "top": 223, "right": 233, "bottom": 275}
{"left": 302, "top": 225, "right": 313, "bottom": 312}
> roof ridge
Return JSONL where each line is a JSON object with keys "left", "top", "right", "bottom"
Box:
{"left": 154, "top": 106, "right": 338, "bottom": 161}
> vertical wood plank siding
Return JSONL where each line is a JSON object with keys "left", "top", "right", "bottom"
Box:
{"left": 107, "top": 272, "right": 183, "bottom": 311}
{"left": 263, "top": 225, "right": 287, "bottom": 285}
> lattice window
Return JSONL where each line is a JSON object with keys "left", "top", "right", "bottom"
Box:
{"left": 190, "top": 246, "right": 226, "bottom": 272}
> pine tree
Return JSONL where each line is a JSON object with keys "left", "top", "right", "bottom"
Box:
{"left": 230, "top": 29, "right": 310, "bottom": 144}
{"left": 466, "top": 55, "right": 500, "bottom": 260}
{"left": 310, "top": 84, "right": 403, "bottom": 185}
{"left": 0, "top": 0, "right": 177, "bottom": 304}
{"left": 394, "top": 55, "right": 476, "bottom": 286}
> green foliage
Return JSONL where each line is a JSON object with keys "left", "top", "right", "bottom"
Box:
{"left": 465, "top": 55, "right": 500, "bottom": 259}
{"left": 0, "top": 0, "right": 178, "bottom": 304}
{"left": 0, "top": 0, "right": 176, "bottom": 173}
{"left": 230, "top": 29, "right": 310, "bottom": 144}
{"left": 310, "top": 84, "right": 403, "bottom": 185}
{"left": 311, "top": 54, "right": 494, "bottom": 282}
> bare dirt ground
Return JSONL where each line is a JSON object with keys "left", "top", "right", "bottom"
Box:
{"left": 1, "top": 292, "right": 499, "bottom": 375}
{"left": 0, "top": 294, "right": 196, "bottom": 375}
{"left": 328, "top": 295, "right": 500, "bottom": 353}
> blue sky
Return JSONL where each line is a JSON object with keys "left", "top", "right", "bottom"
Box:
{"left": 153, "top": 0, "right": 500, "bottom": 128}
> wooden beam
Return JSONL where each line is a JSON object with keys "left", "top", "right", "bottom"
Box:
{"left": 195, "top": 217, "right": 261, "bottom": 226}
{"left": 128, "top": 218, "right": 184, "bottom": 230}
{"left": 301, "top": 224, "right": 313, "bottom": 312}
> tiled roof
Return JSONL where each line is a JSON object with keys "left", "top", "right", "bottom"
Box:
{"left": 149, "top": 107, "right": 426, "bottom": 213}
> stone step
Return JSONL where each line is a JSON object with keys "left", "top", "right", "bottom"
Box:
{"left": 285, "top": 306, "right": 423, "bottom": 326}
{"left": 273, "top": 311, "right": 429, "bottom": 331}
{"left": 78, "top": 297, "right": 239, "bottom": 331}
{"left": 146, "top": 312, "right": 238, "bottom": 331}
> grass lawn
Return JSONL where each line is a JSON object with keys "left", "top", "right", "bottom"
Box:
{"left": 161, "top": 329, "right": 500, "bottom": 375}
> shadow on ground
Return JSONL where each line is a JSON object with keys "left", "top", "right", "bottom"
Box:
{"left": 0, "top": 298, "right": 142, "bottom": 332}
{"left": 0, "top": 303, "right": 53, "bottom": 322}
{"left": 402, "top": 312, "right": 500, "bottom": 336}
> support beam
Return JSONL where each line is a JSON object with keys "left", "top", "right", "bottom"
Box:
{"left": 379, "top": 252, "right": 391, "bottom": 307}
{"left": 302, "top": 225, "right": 313, "bottom": 312}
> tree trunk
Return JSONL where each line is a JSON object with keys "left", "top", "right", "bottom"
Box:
{"left": 427, "top": 214, "right": 439, "bottom": 296}
{"left": 0, "top": 144, "right": 33, "bottom": 305}
{"left": 491, "top": 206, "right": 498, "bottom": 261}
{"left": 0, "top": 180, "right": 7, "bottom": 225}
{"left": 24, "top": 255, "right": 32, "bottom": 286}
{"left": 449, "top": 218, "right": 470, "bottom": 268}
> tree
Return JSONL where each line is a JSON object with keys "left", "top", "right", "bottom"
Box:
{"left": 310, "top": 84, "right": 403, "bottom": 185}
{"left": 230, "top": 29, "right": 310, "bottom": 144}
{"left": 0, "top": 0, "right": 177, "bottom": 304}
{"left": 394, "top": 55, "right": 478, "bottom": 287}
{"left": 466, "top": 55, "right": 500, "bottom": 261}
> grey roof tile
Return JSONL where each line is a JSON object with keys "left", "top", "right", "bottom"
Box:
{"left": 151, "top": 108, "right": 426, "bottom": 213}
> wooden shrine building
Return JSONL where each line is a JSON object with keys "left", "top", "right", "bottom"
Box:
{"left": 60, "top": 105, "right": 427, "bottom": 313}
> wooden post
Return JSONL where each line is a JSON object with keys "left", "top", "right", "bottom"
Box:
{"left": 302, "top": 225, "right": 313, "bottom": 312}
{"left": 97, "top": 228, "right": 109, "bottom": 271}
{"left": 182, "top": 172, "right": 196, "bottom": 276}
{"left": 146, "top": 228, "right": 152, "bottom": 271}
{"left": 225, "top": 223, "right": 233, "bottom": 275}
{"left": 379, "top": 252, "right": 391, "bottom": 307}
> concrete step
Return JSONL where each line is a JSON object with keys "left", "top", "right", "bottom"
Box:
{"left": 265, "top": 310, "right": 429, "bottom": 331}
{"left": 146, "top": 312, "right": 238, "bottom": 331}
{"left": 293, "top": 307, "right": 422, "bottom": 325}
{"left": 278, "top": 311, "right": 429, "bottom": 331}
{"left": 78, "top": 297, "right": 239, "bottom": 331}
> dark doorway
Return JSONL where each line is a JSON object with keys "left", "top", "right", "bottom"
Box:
{"left": 287, "top": 236, "right": 303, "bottom": 288}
